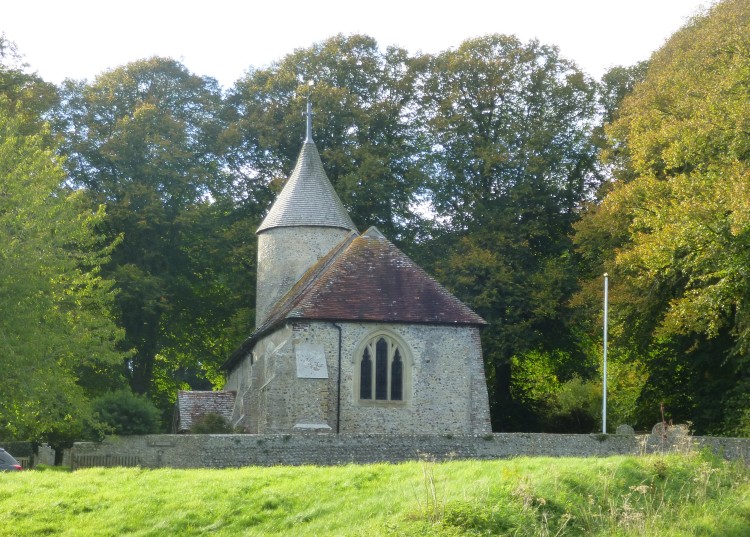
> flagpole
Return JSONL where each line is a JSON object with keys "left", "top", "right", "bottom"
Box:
{"left": 603, "top": 272, "right": 609, "bottom": 434}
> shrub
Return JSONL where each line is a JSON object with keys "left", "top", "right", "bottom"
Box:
{"left": 91, "top": 390, "right": 161, "bottom": 435}
{"left": 189, "top": 413, "right": 233, "bottom": 434}
{"left": 542, "top": 377, "right": 600, "bottom": 433}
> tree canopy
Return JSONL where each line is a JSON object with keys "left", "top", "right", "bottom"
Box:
{"left": 4, "top": 9, "right": 750, "bottom": 440}
{"left": 575, "top": 0, "right": 750, "bottom": 435}
{"left": 0, "top": 33, "right": 58, "bottom": 132}
{"left": 416, "top": 35, "right": 600, "bottom": 430}
{"left": 0, "top": 105, "right": 125, "bottom": 445}
{"left": 55, "top": 57, "right": 246, "bottom": 409}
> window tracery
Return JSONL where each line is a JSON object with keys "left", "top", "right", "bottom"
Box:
{"left": 357, "top": 333, "right": 408, "bottom": 402}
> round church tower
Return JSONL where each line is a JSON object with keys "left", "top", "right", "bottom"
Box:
{"left": 255, "top": 103, "right": 357, "bottom": 326}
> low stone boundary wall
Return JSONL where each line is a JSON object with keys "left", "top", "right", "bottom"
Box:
{"left": 2, "top": 442, "right": 58, "bottom": 468}
{"left": 70, "top": 433, "right": 750, "bottom": 470}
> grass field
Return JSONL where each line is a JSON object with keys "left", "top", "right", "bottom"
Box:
{"left": 0, "top": 452, "right": 748, "bottom": 536}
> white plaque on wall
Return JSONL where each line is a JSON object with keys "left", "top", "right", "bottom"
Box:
{"left": 295, "top": 343, "right": 328, "bottom": 378}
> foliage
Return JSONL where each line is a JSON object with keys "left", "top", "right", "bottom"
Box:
{"left": 543, "top": 377, "right": 601, "bottom": 433}
{"left": 0, "top": 105, "right": 125, "bottom": 445}
{"left": 0, "top": 33, "right": 58, "bottom": 133}
{"left": 512, "top": 350, "right": 600, "bottom": 433}
{"left": 512, "top": 347, "right": 648, "bottom": 433}
{"left": 91, "top": 390, "right": 161, "bottom": 436}
{"left": 597, "top": 61, "right": 649, "bottom": 127}
{"left": 735, "top": 408, "right": 750, "bottom": 438}
{"left": 0, "top": 455, "right": 748, "bottom": 535}
{"left": 54, "top": 57, "right": 251, "bottom": 412}
{"left": 417, "top": 35, "right": 600, "bottom": 430}
{"left": 575, "top": 0, "right": 750, "bottom": 435}
{"left": 419, "top": 34, "right": 600, "bottom": 233}
{"left": 511, "top": 350, "right": 569, "bottom": 412}
{"left": 189, "top": 413, "right": 233, "bottom": 434}
{"left": 604, "top": 351, "right": 649, "bottom": 430}
{"left": 224, "top": 34, "right": 427, "bottom": 244}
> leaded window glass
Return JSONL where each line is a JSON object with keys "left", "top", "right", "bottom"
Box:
{"left": 360, "top": 348, "right": 372, "bottom": 400}
{"left": 358, "top": 333, "right": 407, "bottom": 402}
{"left": 391, "top": 350, "right": 403, "bottom": 401}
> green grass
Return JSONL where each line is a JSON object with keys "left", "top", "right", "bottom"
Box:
{"left": 1, "top": 452, "right": 748, "bottom": 536}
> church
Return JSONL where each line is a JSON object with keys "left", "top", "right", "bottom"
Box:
{"left": 221, "top": 105, "right": 492, "bottom": 435}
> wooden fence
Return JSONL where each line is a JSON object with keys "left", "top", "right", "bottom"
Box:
{"left": 72, "top": 454, "right": 140, "bottom": 470}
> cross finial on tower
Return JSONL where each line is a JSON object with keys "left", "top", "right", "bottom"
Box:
{"left": 304, "top": 81, "right": 314, "bottom": 143}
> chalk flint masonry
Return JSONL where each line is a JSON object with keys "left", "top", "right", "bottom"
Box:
{"left": 220, "top": 109, "right": 492, "bottom": 434}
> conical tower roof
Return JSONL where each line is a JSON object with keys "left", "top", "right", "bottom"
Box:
{"left": 257, "top": 141, "right": 357, "bottom": 233}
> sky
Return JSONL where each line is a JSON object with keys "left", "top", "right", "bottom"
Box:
{"left": 3, "top": 0, "right": 713, "bottom": 89}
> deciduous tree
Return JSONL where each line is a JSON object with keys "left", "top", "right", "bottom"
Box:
{"left": 575, "top": 0, "right": 750, "bottom": 435}
{"left": 0, "top": 105, "right": 124, "bottom": 444}
{"left": 55, "top": 58, "right": 245, "bottom": 410}
{"left": 0, "top": 32, "right": 58, "bottom": 131}
{"left": 417, "top": 35, "right": 600, "bottom": 430}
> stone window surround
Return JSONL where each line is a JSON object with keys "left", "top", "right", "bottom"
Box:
{"left": 353, "top": 330, "right": 411, "bottom": 406}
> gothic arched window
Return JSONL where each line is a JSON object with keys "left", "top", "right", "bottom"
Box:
{"left": 357, "top": 333, "right": 408, "bottom": 403}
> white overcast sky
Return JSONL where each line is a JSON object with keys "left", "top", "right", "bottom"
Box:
{"left": 4, "top": 1, "right": 712, "bottom": 89}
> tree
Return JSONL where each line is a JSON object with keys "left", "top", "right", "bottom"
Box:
{"left": 575, "top": 0, "right": 750, "bottom": 435}
{"left": 597, "top": 61, "right": 649, "bottom": 127}
{"left": 419, "top": 34, "right": 599, "bottom": 233}
{"left": 0, "top": 105, "right": 125, "bottom": 445}
{"left": 91, "top": 390, "right": 161, "bottom": 436}
{"left": 224, "top": 34, "right": 427, "bottom": 245}
{"left": 55, "top": 58, "right": 245, "bottom": 411}
{"left": 416, "top": 35, "right": 601, "bottom": 430}
{"left": 0, "top": 32, "right": 58, "bottom": 133}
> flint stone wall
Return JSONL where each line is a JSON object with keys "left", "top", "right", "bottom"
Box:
{"left": 71, "top": 433, "right": 750, "bottom": 470}
{"left": 226, "top": 321, "right": 492, "bottom": 435}
{"left": 255, "top": 227, "right": 351, "bottom": 326}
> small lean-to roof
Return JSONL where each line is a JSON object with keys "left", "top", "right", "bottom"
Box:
{"left": 174, "top": 390, "right": 236, "bottom": 433}
{"left": 223, "top": 227, "right": 485, "bottom": 370}
{"left": 256, "top": 142, "right": 357, "bottom": 233}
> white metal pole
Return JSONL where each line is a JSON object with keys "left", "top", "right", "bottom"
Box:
{"left": 603, "top": 272, "right": 609, "bottom": 434}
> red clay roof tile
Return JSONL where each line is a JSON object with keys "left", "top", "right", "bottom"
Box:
{"left": 289, "top": 228, "right": 486, "bottom": 325}
{"left": 223, "top": 228, "right": 485, "bottom": 370}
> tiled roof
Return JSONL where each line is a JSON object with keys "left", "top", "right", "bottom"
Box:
{"left": 174, "top": 390, "right": 236, "bottom": 433}
{"left": 223, "top": 227, "right": 485, "bottom": 370}
{"left": 256, "top": 231, "right": 359, "bottom": 335}
{"left": 256, "top": 142, "right": 357, "bottom": 233}
{"left": 289, "top": 227, "right": 487, "bottom": 325}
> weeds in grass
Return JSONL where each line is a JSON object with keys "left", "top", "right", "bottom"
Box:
{"left": 413, "top": 452, "right": 448, "bottom": 523}
{"left": 541, "top": 511, "right": 573, "bottom": 537}
{"left": 509, "top": 474, "right": 574, "bottom": 536}
{"left": 692, "top": 461, "right": 718, "bottom": 501}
